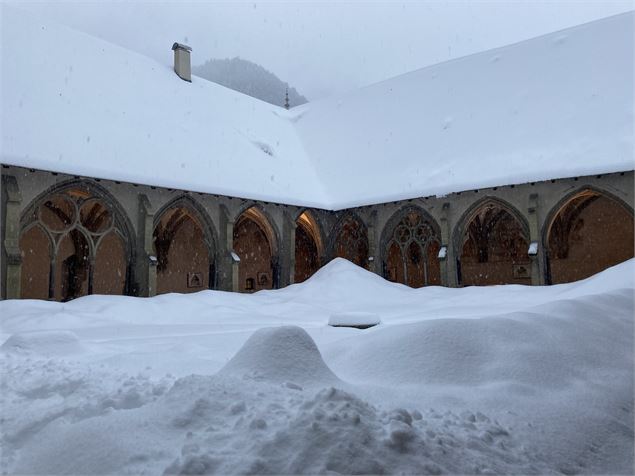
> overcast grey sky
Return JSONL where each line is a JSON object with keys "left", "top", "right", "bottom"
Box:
{"left": 11, "top": 0, "right": 634, "bottom": 100}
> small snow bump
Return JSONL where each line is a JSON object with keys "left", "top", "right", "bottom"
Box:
{"left": 230, "top": 401, "right": 246, "bottom": 415}
{"left": 249, "top": 418, "right": 267, "bottom": 430}
{"left": 252, "top": 140, "right": 274, "bottom": 157}
{"left": 284, "top": 381, "right": 303, "bottom": 391}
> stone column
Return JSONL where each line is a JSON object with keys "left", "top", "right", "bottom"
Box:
{"left": 137, "top": 194, "right": 157, "bottom": 296}
{"left": 276, "top": 211, "right": 294, "bottom": 289}
{"left": 87, "top": 255, "right": 95, "bottom": 295}
{"left": 230, "top": 223, "right": 239, "bottom": 292}
{"left": 527, "top": 193, "right": 542, "bottom": 285}
{"left": 217, "top": 207, "right": 238, "bottom": 292}
{"left": 2, "top": 175, "right": 22, "bottom": 299}
{"left": 367, "top": 210, "right": 379, "bottom": 274}
{"left": 440, "top": 202, "right": 456, "bottom": 287}
{"left": 288, "top": 219, "right": 297, "bottom": 285}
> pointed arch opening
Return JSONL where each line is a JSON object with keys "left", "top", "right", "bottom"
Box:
{"left": 233, "top": 206, "right": 278, "bottom": 292}
{"left": 546, "top": 189, "right": 634, "bottom": 284}
{"left": 458, "top": 200, "right": 530, "bottom": 286}
{"left": 382, "top": 208, "right": 441, "bottom": 287}
{"left": 153, "top": 202, "right": 214, "bottom": 295}
{"left": 294, "top": 211, "right": 323, "bottom": 283}
{"left": 19, "top": 181, "right": 133, "bottom": 301}
{"left": 332, "top": 214, "right": 369, "bottom": 269}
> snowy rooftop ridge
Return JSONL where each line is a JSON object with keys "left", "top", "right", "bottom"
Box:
{"left": 1, "top": 6, "right": 633, "bottom": 210}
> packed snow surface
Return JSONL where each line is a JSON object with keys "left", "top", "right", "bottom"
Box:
{"left": 2, "top": 7, "right": 633, "bottom": 209}
{"left": 1, "top": 258, "right": 633, "bottom": 474}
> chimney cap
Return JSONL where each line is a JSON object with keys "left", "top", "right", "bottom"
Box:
{"left": 172, "top": 42, "right": 192, "bottom": 52}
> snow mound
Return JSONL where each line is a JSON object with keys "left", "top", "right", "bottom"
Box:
{"left": 328, "top": 311, "right": 381, "bottom": 328}
{"left": 1, "top": 330, "right": 85, "bottom": 356}
{"left": 286, "top": 258, "right": 409, "bottom": 307}
{"left": 327, "top": 289, "right": 634, "bottom": 388}
{"left": 164, "top": 386, "right": 542, "bottom": 475}
{"left": 218, "top": 326, "right": 339, "bottom": 386}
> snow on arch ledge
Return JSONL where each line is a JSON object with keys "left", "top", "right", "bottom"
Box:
{"left": 328, "top": 312, "right": 381, "bottom": 329}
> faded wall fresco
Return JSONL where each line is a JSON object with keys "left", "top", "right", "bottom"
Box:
{"left": 548, "top": 193, "right": 634, "bottom": 284}
{"left": 154, "top": 208, "right": 210, "bottom": 295}
{"left": 460, "top": 204, "right": 531, "bottom": 286}
{"left": 20, "top": 226, "right": 50, "bottom": 299}
{"left": 333, "top": 216, "right": 369, "bottom": 269}
{"left": 234, "top": 210, "right": 274, "bottom": 293}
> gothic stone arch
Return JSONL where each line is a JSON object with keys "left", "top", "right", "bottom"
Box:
{"left": 153, "top": 195, "right": 217, "bottom": 294}
{"left": 233, "top": 205, "right": 280, "bottom": 292}
{"left": 544, "top": 187, "right": 634, "bottom": 284}
{"left": 19, "top": 180, "right": 135, "bottom": 301}
{"left": 454, "top": 197, "right": 531, "bottom": 286}
{"left": 380, "top": 206, "right": 442, "bottom": 287}
{"left": 294, "top": 210, "right": 325, "bottom": 283}
{"left": 328, "top": 212, "right": 369, "bottom": 269}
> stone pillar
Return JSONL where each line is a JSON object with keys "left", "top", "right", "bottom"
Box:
{"left": 440, "top": 202, "right": 457, "bottom": 287}
{"left": 87, "top": 256, "right": 95, "bottom": 295}
{"left": 367, "top": 210, "right": 379, "bottom": 274}
{"left": 2, "top": 175, "right": 22, "bottom": 299}
{"left": 137, "top": 194, "right": 157, "bottom": 296}
{"left": 278, "top": 211, "right": 294, "bottom": 288}
{"left": 230, "top": 224, "right": 239, "bottom": 293}
{"left": 288, "top": 219, "right": 297, "bottom": 285}
{"left": 527, "top": 193, "right": 542, "bottom": 285}
{"left": 218, "top": 207, "right": 238, "bottom": 292}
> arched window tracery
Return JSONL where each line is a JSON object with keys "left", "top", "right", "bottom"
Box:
{"left": 385, "top": 210, "right": 440, "bottom": 287}
{"left": 20, "top": 185, "right": 129, "bottom": 301}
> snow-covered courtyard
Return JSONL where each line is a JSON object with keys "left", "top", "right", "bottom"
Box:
{"left": 1, "top": 258, "right": 633, "bottom": 474}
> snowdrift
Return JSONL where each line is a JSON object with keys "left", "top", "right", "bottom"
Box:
{"left": 1, "top": 258, "right": 633, "bottom": 474}
{"left": 326, "top": 290, "right": 634, "bottom": 388}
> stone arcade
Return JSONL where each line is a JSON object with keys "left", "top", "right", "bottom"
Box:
{"left": 1, "top": 9, "right": 633, "bottom": 300}
{"left": 2, "top": 167, "right": 633, "bottom": 301}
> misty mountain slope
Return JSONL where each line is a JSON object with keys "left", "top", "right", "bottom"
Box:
{"left": 193, "top": 57, "right": 308, "bottom": 107}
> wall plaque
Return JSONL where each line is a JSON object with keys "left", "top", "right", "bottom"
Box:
{"left": 512, "top": 264, "right": 531, "bottom": 279}
{"left": 187, "top": 272, "right": 203, "bottom": 288}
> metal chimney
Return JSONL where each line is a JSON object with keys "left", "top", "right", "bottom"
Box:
{"left": 171, "top": 42, "right": 192, "bottom": 82}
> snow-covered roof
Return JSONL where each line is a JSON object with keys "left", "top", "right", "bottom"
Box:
{"left": 2, "top": 7, "right": 633, "bottom": 210}
{"left": 0, "top": 6, "right": 329, "bottom": 208}
{"left": 293, "top": 11, "right": 635, "bottom": 208}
